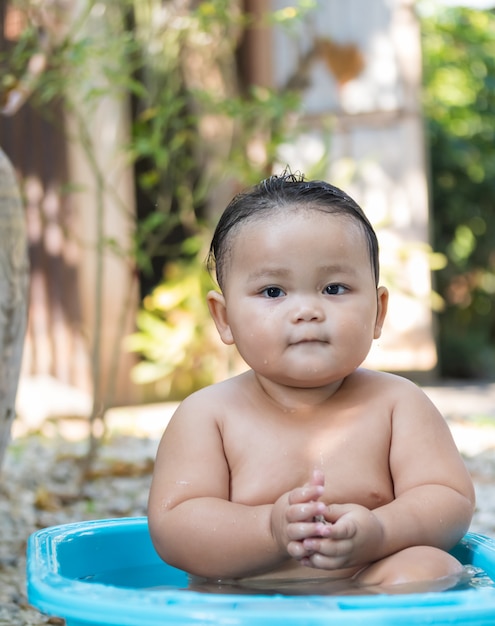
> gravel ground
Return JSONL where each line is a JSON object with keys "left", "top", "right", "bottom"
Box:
{"left": 1, "top": 383, "right": 495, "bottom": 626}
{"left": 0, "top": 433, "right": 158, "bottom": 626}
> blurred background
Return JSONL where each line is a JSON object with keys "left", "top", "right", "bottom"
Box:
{"left": 0, "top": 0, "right": 494, "bottom": 427}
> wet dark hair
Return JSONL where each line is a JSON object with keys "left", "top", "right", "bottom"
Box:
{"left": 207, "top": 170, "right": 380, "bottom": 290}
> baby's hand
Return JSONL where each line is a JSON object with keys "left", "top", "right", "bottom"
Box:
{"left": 298, "top": 503, "right": 385, "bottom": 570}
{"left": 271, "top": 470, "right": 332, "bottom": 559}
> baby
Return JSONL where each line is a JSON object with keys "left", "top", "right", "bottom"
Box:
{"left": 148, "top": 171, "right": 475, "bottom": 593}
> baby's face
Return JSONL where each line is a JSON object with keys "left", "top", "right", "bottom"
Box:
{"left": 218, "top": 207, "right": 387, "bottom": 388}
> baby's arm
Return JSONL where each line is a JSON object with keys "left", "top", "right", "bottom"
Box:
{"left": 295, "top": 381, "right": 475, "bottom": 571}
{"left": 148, "top": 393, "right": 328, "bottom": 580}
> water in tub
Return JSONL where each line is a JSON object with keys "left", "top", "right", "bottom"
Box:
{"left": 81, "top": 564, "right": 495, "bottom": 596}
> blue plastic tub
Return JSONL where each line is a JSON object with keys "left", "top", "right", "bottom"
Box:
{"left": 27, "top": 517, "right": 495, "bottom": 626}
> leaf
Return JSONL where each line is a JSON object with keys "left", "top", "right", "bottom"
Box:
{"left": 130, "top": 360, "right": 175, "bottom": 384}
{"left": 34, "top": 486, "right": 62, "bottom": 512}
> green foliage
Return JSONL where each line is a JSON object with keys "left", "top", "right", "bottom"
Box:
{"left": 421, "top": 6, "right": 495, "bottom": 378}
{"left": 125, "top": 253, "right": 220, "bottom": 400}
{"left": 197, "top": 85, "right": 301, "bottom": 185}
{"left": 268, "top": 1, "right": 317, "bottom": 30}
{"left": 122, "top": 1, "right": 305, "bottom": 397}
{"left": 1, "top": 0, "right": 306, "bottom": 400}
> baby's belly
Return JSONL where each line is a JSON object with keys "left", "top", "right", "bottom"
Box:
{"left": 190, "top": 560, "right": 365, "bottom": 595}
{"left": 235, "top": 558, "right": 363, "bottom": 586}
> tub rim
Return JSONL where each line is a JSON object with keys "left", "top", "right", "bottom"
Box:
{"left": 27, "top": 516, "right": 495, "bottom": 626}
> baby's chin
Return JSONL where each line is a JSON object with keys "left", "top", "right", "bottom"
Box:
{"left": 271, "top": 374, "right": 347, "bottom": 391}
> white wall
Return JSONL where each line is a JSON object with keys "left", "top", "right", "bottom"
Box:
{"left": 272, "top": 0, "right": 437, "bottom": 372}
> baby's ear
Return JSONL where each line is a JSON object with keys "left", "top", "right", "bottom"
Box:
{"left": 374, "top": 286, "right": 389, "bottom": 339}
{"left": 207, "top": 290, "right": 235, "bottom": 345}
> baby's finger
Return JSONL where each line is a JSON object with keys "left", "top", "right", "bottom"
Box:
{"left": 287, "top": 520, "right": 332, "bottom": 542}
{"left": 288, "top": 483, "right": 324, "bottom": 505}
{"left": 323, "top": 509, "right": 357, "bottom": 540}
{"left": 308, "top": 469, "right": 325, "bottom": 488}
{"left": 287, "top": 540, "right": 313, "bottom": 560}
{"left": 301, "top": 552, "right": 350, "bottom": 571}
{"left": 301, "top": 539, "right": 354, "bottom": 570}
{"left": 327, "top": 520, "right": 356, "bottom": 540}
{"left": 286, "top": 500, "right": 327, "bottom": 523}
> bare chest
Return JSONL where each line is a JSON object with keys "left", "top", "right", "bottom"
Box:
{"left": 222, "top": 409, "right": 394, "bottom": 509}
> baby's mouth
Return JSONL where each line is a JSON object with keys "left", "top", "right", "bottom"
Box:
{"left": 290, "top": 337, "right": 328, "bottom": 345}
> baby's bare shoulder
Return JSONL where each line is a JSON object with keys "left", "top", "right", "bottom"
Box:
{"left": 346, "top": 368, "right": 424, "bottom": 399}
{"left": 171, "top": 372, "right": 252, "bottom": 420}
{"left": 353, "top": 370, "right": 449, "bottom": 436}
{"left": 345, "top": 369, "right": 442, "bottom": 423}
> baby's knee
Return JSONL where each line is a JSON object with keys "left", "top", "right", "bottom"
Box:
{"left": 355, "top": 546, "right": 464, "bottom": 588}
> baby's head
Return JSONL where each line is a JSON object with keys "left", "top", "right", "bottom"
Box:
{"left": 207, "top": 171, "right": 379, "bottom": 292}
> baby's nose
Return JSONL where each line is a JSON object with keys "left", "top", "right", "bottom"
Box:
{"left": 292, "top": 298, "right": 325, "bottom": 322}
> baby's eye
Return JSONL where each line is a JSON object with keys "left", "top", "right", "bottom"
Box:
{"left": 262, "top": 286, "right": 285, "bottom": 298}
{"left": 324, "top": 284, "right": 347, "bottom": 295}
